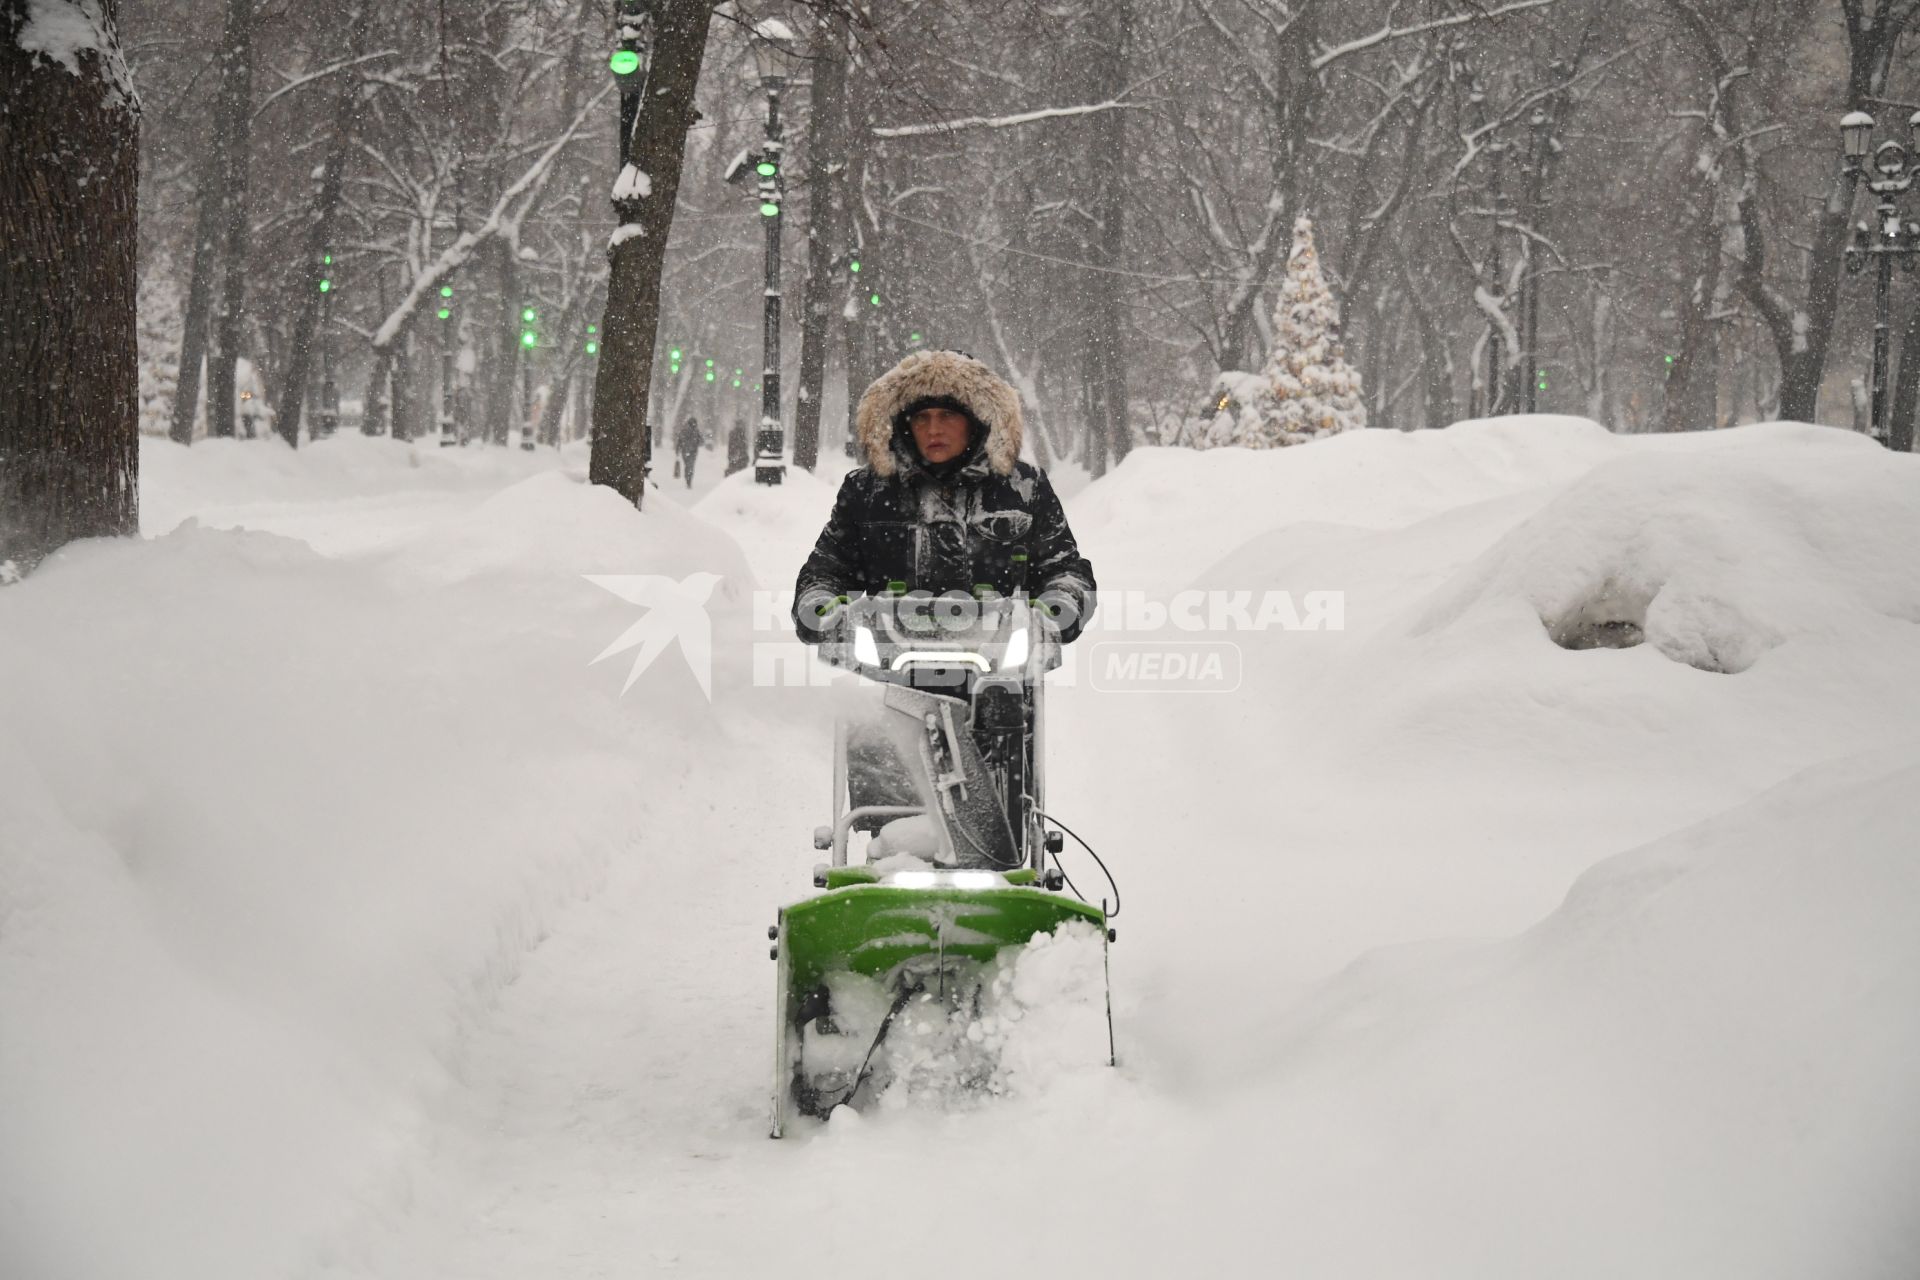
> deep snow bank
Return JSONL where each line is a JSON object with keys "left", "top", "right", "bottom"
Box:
{"left": 0, "top": 465, "right": 755, "bottom": 1280}
{"left": 787, "top": 753, "right": 1920, "bottom": 1280}
{"left": 1408, "top": 423, "right": 1919, "bottom": 673}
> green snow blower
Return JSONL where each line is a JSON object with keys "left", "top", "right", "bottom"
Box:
{"left": 767, "top": 595, "right": 1116, "bottom": 1137}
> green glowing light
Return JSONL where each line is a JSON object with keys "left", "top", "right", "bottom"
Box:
{"left": 849, "top": 260, "right": 861, "bottom": 272}
{"left": 759, "top": 202, "right": 780, "bottom": 217}
{"left": 586, "top": 341, "right": 599, "bottom": 355}
{"left": 440, "top": 285, "right": 453, "bottom": 298}
{"left": 705, "top": 371, "right": 715, "bottom": 382}
{"left": 437, "top": 308, "right": 451, "bottom": 320}
{"left": 609, "top": 49, "right": 641, "bottom": 76}
{"left": 756, "top": 161, "right": 777, "bottom": 177}
{"left": 870, "top": 293, "right": 881, "bottom": 306}
{"left": 669, "top": 347, "right": 681, "bottom": 360}
{"left": 521, "top": 332, "right": 537, "bottom": 348}
{"left": 522, "top": 307, "right": 538, "bottom": 323}
{"left": 318, "top": 279, "right": 331, "bottom": 293}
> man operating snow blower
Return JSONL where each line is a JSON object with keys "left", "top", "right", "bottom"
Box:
{"left": 767, "top": 350, "right": 1114, "bottom": 1133}
{"left": 792, "top": 348, "right": 1097, "bottom": 649}
{"left": 792, "top": 348, "right": 1098, "bottom": 839}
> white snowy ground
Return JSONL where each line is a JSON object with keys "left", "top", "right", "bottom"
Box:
{"left": 3, "top": 418, "right": 1918, "bottom": 1279}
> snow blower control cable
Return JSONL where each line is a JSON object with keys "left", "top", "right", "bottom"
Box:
{"left": 1031, "top": 806, "right": 1120, "bottom": 920}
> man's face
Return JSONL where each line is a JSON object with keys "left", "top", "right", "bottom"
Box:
{"left": 909, "top": 406, "right": 971, "bottom": 465}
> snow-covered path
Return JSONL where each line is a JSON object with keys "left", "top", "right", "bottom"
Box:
{"left": 6, "top": 421, "right": 1920, "bottom": 1279}
{"left": 345, "top": 724, "right": 812, "bottom": 1279}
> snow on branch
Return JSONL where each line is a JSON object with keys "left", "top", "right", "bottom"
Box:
{"left": 370, "top": 83, "right": 613, "bottom": 350}
{"left": 1312, "top": 0, "right": 1562, "bottom": 70}
{"left": 15, "top": 0, "right": 136, "bottom": 109}
{"left": 254, "top": 50, "right": 398, "bottom": 117}
{"left": 872, "top": 100, "right": 1135, "bottom": 139}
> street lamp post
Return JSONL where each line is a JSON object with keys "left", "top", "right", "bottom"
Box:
{"left": 318, "top": 254, "right": 338, "bottom": 440}
{"left": 748, "top": 20, "right": 796, "bottom": 484}
{"left": 1841, "top": 110, "right": 1920, "bottom": 449}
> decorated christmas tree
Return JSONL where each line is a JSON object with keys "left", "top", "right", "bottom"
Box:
{"left": 1247, "top": 216, "right": 1367, "bottom": 446}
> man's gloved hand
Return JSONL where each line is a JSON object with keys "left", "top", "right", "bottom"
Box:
{"left": 1034, "top": 588, "right": 1084, "bottom": 641}
{"left": 796, "top": 590, "right": 851, "bottom": 645}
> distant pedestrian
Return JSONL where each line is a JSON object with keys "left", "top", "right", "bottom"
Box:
{"left": 674, "top": 416, "right": 701, "bottom": 488}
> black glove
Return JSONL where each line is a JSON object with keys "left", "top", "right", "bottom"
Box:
{"left": 796, "top": 590, "right": 850, "bottom": 645}
{"left": 1034, "top": 588, "right": 1083, "bottom": 639}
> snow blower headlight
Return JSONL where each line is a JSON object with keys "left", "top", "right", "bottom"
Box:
{"left": 884, "top": 870, "right": 1006, "bottom": 889}
{"left": 852, "top": 624, "right": 881, "bottom": 667}
{"left": 1000, "top": 625, "right": 1030, "bottom": 672}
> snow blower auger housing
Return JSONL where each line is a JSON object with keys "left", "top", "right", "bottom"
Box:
{"left": 768, "top": 594, "right": 1114, "bottom": 1137}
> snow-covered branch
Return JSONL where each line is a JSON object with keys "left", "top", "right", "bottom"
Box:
{"left": 254, "top": 50, "right": 396, "bottom": 117}
{"left": 872, "top": 100, "right": 1136, "bottom": 138}
{"left": 370, "top": 83, "right": 612, "bottom": 350}
{"left": 1312, "top": 0, "right": 1562, "bottom": 71}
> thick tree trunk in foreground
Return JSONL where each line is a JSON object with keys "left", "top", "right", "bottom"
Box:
{"left": 590, "top": 1, "right": 716, "bottom": 506}
{"left": 1, "top": 0, "right": 140, "bottom": 578}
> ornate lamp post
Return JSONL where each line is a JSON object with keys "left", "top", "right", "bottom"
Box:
{"left": 1841, "top": 110, "right": 1920, "bottom": 449}
{"left": 747, "top": 20, "right": 796, "bottom": 484}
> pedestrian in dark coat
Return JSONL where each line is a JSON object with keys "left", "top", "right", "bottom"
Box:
{"left": 674, "top": 416, "right": 701, "bottom": 488}
{"left": 794, "top": 349, "right": 1096, "bottom": 641}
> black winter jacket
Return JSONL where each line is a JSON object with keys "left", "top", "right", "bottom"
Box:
{"left": 793, "top": 458, "right": 1097, "bottom": 642}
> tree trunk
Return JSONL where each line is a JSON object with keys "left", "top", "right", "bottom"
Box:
{"left": 1080, "top": 333, "right": 1108, "bottom": 477}
{"left": 1087, "top": 0, "right": 1133, "bottom": 471}
{"left": 491, "top": 240, "right": 519, "bottom": 444}
{"left": 1889, "top": 293, "right": 1920, "bottom": 453}
{"left": 590, "top": 1, "right": 716, "bottom": 506}
{"left": 1, "top": 0, "right": 140, "bottom": 576}
{"left": 277, "top": 1, "right": 371, "bottom": 448}
{"left": 1397, "top": 254, "right": 1453, "bottom": 429}
{"left": 205, "top": 0, "right": 253, "bottom": 441}
{"left": 170, "top": 146, "right": 219, "bottom": 444}
{"left": 792, "top": 14, "right": 850, "bottom": 473}
{"left": 391, "top": 333, "right": 418, "bottom": 443}
{"left": 364, "top": 347, "right": 392, "bottom": 437}
{"left": 840, "top": 57, "right": 903, "bottom": 416}
{"left": 1661, "top": 192, "right": 1723, "bottom": 433}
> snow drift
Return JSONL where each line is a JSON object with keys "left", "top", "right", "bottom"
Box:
{"left": 2, "top": 419, "right": 1917, "bottom": 1279}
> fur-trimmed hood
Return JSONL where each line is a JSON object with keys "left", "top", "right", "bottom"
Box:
{"left": 854, "top": 349, "right": 1024, "bottom": 479}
